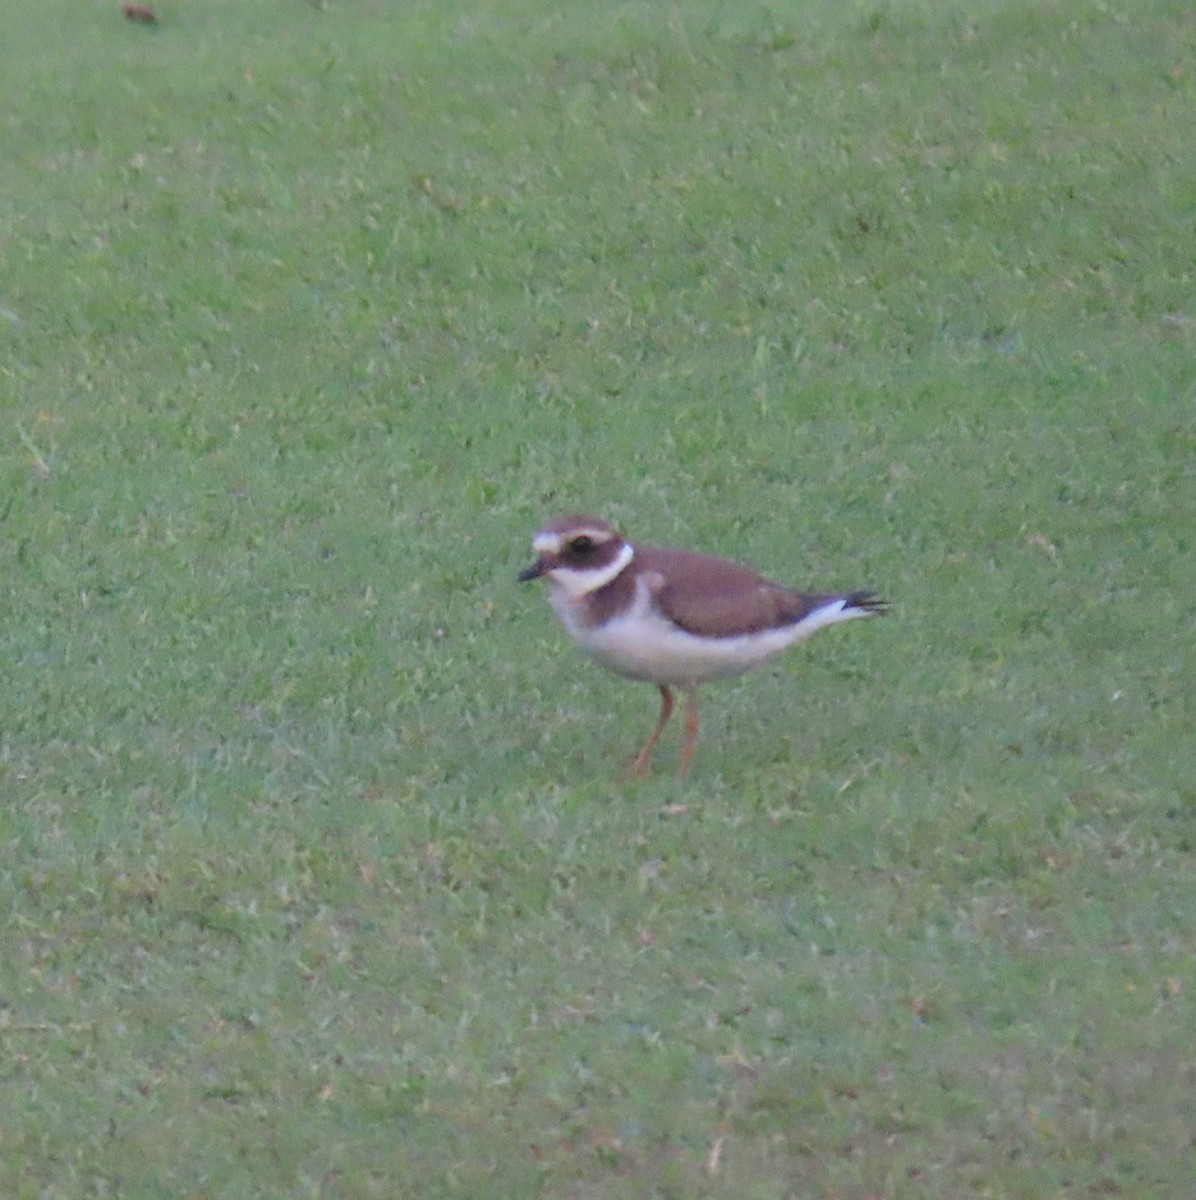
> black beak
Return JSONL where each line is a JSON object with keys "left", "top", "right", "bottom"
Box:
{"left": 518, "top": 560, "right": 545, "bottom": 583}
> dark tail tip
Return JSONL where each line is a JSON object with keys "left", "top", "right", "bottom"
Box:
{"left": 843, "top": 590, "right": 890, "bottom": 616}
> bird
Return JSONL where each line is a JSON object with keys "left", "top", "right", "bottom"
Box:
{"left": 519, "top": 515, "right": 888, "bottom": 777}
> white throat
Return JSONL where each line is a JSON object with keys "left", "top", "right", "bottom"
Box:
{"left": 547, "top": 541, "right": 634, "bottom": 598}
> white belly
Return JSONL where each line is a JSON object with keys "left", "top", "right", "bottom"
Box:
{"left": 549, "top": 578, "right": 837, "bottom": 688}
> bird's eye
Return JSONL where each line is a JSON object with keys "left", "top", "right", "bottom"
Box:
{"left": 570, "top": 536, "right": 594, "bottom": 555}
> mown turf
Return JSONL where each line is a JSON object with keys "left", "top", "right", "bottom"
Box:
{"left": 2, "top": 1, "right": 1194, "bottom": 1196}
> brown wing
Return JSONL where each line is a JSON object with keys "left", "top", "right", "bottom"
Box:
{"left": 636, "top": 546, "right": 830, "bottom": 638}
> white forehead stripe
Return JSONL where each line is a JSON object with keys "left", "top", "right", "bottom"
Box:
{"left": 534, "top": 526, "right": 615, "bottom": 555}
{"left": 546, "top": 541, "right": 634, "bottom": 598}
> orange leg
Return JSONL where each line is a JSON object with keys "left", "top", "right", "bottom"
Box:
{"left": 631, "top": 685, "right": 675, "bottom": 778}
{"left": 678, "top": 689, "right": 700, "bottom": 778}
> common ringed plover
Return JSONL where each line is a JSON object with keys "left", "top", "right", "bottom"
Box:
{"left": 520, "top": 515, "right": 887, "bottom": 776}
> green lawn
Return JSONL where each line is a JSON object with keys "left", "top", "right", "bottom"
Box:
{"left": 2, "top": 0, "right": 1194, "bottom": 1195}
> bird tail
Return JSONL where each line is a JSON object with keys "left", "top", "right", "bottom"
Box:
{"left": 841, "top": 590, "right": 889, "bottom": 618}
{"left": 788, "top": 590, "right": 889, "bottom": 641}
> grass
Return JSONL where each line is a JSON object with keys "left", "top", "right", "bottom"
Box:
{"left": 2, "top": 0, "right": 1194, "bottom": 1195}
